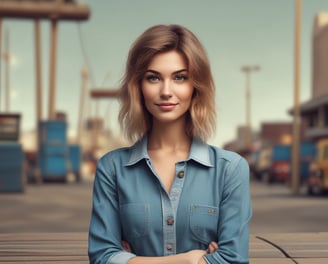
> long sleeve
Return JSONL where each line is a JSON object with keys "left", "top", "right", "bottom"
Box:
{"left": 88, "top": 156, "right": 136, "bottom": 264}
{"left": 204, "top": 157, "right": 252, "bottom": 264}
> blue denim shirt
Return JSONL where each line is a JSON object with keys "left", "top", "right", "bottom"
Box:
{"left": 88, "top": 136, "right": 252, "bottom": 264}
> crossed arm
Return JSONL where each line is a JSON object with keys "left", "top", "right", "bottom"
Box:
{"left": 122, "top": 240, "right": 219, "bottom": 264}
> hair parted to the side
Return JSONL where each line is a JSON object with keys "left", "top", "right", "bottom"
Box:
{"left": 118, "top": 24, "right": 216, "bottom": 143}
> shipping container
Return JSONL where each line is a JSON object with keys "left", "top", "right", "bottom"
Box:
{"left": 0, "top": 142, "right": 24, "bottom": 192}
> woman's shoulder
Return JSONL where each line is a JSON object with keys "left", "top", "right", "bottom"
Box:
{"left": 98, "top": 145, "right": 133, "bottom": 163}
{"left": 208, "top": 144, "right": 244, "bottom": 162}
{"left": 208, "top": 145, "right": 250, "bottom": 182}
{"left": 207, "top": 144, "right": 249, "bottom": 171}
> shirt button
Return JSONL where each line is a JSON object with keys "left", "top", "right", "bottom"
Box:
{"left": 167, "top": 217, "right": 174, "bottom": 225}
{"left": 177, "top": 171, "right": 184, "bottom": 178}
{"left": 167, "top": 244, "right": 173, "bottom": 251}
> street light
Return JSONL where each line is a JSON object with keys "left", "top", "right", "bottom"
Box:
{"left": 241, "top": 65, "right": 260, "bottom": 148}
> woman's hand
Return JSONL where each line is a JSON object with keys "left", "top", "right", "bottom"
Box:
{"left": 193, "top": 241, "right": 219, "bottom": 264}
{"left": 122, "top": 240, "right": 132, "bottom": 252}
{"left": 185, "top": 250, "right": 207, "bottom": 264}
{"left": 185, "top": 241, "right": 219, "bottom": 264}
{"left": 207, "top": 241, "right": 219, "bottom": 253}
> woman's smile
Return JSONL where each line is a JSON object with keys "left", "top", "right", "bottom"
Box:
{"left": 156, "top": 102, "right": 178, "bottom": 111}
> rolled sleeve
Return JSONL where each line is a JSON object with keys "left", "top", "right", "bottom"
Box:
{"left": 107, "top": 252, "right": 136, "bottom": 264}
{"left": 204, "top": 157, "right": 252, "bottom": 264}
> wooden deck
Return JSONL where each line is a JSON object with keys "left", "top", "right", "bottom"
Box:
{"left": 0, "top": 232, "right": 327, "bottom": 263}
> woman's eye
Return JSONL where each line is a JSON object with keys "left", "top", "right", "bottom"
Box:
{"left": 174, "top": 75, "right": 187, "bottom": 81}
{"left": 146, "top": 75, "right": 160, "bottom": 82}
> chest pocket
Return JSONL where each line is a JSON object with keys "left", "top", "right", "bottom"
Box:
{"left": 120, "top": 203, "right": 149, "bottom": 239}
{"left": 189, "top": 204, "right": 219, "bottom": 244}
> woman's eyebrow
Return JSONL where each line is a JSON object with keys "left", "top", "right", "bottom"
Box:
{"left": 145, "top": 69, "right": 188, "bottom": 75}
{"left": 145, "top": 70, "right": 160, "bottom": 74}
{"left": 173, "top": 69, "right": 188, "bottom": 74}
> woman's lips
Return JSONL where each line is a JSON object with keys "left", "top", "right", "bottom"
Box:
{"left": 156, "top": 103, "right": 177, "bottom": 111}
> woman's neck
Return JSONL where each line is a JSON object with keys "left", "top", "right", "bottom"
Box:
{"left": 147, "top": 121, "right": 192, "bottom": 151}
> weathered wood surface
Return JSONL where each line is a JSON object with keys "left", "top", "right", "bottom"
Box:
{"left": 0, "top": 232, "right": 327, "bottom": 263}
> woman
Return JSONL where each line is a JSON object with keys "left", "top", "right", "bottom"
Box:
{"left": 88, "top": 24, "right": 252, "bottom": 264}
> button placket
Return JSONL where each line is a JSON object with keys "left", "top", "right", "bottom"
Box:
{"left": 161, "top": 163, "right": 186, "bottom": 256}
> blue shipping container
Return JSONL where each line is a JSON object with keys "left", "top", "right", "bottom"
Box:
{"left": 272, "top": 145, "right": 291, "bottom": 162}
{"left": 39, "top": 120, "right": 67, "bottom": 145}
{"left": 271, "top": 141, "right": 316, "bottom": 183}
{"left": 0, "top": 142, "right": 24, "bottom": 192}
{"left": 69, "top": 144, "right": 81, "bottom": 173}
{"left": 39, "top": 151, "right": 68, "bottom": 181}
{"left": 300, "top": 141, "right": 316, "bottom": 182}
{"left": 38, "top": 120, "right": 68, "bottom": 181}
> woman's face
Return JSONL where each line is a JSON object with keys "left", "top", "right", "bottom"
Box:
{"left": 141, "top": 50, "right": 194, "bottom": 125}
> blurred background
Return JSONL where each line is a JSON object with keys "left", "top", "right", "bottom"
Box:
{"left": 0, "top": 0, "right": 328, "bottom": 234}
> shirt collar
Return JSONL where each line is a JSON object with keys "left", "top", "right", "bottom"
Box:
{"left": 126, "top": 136, "right": 213, "bottom": 167}
{"left": 125, "top": 136, "right": 150, "bottom": 166}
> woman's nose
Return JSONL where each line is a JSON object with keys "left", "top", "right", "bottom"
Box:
{"left": 160, "top": 80, "right": 172, "bottom": 99}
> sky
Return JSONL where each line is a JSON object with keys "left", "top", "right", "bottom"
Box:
{"left": 1, "top": 0, "right": 328, "bottom": 148}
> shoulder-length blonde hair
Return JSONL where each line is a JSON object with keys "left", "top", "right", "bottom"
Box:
{"left": 118, "top": 24, "right": 216, "bottom": 143}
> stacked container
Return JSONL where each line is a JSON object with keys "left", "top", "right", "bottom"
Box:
{"left": 68, "top": 144, "right": 81, "bottom": 182}
{"left": 38, "top": 120, "right": 68, "bottom": 182}
{"left": 0, "top": 113, "right": 24, "bottom": 192}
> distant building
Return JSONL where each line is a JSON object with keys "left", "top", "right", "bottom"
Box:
{"left": 260, "top": 121, "right": 309, "bottom": 146}
{"left": 292, "top": 13, "right": 328, "bottom": 140}
{"left": 223, "top": 121, "right": 308, "bottom": 154}
{"left": 260, "top": 122, "right": 293, "bottom": 146}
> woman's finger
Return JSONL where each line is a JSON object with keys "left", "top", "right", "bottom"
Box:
{"left": 121, "top": 240, "right": 132, "bottom": 252}
{"left": 207, "top": 241, "right": 219, "bottom": 253}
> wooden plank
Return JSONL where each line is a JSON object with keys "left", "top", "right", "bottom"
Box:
{"left": 0, "top": 232, "right": 87, "bottom": 241}
{"left": 249, "top": 236, "right": 286, "bottom": 258}
{"left": 0, "top": 256, "right": 88, "bottom": 261}
{"left": 0, "top": 233, "right": 88, "bottom": 262}
{"left": 295, "top": 258, "right": 328, "bottom": 264}
{"left": 0, "top": 262, "right": 88, "bottom": 264}
{"left": 250, "top": 259, "right": 295, "bottom": 264}
{"left": 257, "top": 233, "right": 328, "bottom": 258}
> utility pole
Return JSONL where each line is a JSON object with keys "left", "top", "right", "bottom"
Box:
{"left": 48, "top": 13, "right": 59, "bottom": 120}
{"left": 34, "top": 19, "right": 42, "bottom": 123}
{"left": 3, "top": 28, "right": 10, "bottom": 112}
{"left": 0, "top": 18, "right": 2, "bottom": 111}
{"left": 292, "top": 0, "right": 301, "bottom": 195}
{"left": 241, "top": 65, "right": 260, "bottom": 148}
{"left": 77, "top": 65, "right": 88, "bottom": 144}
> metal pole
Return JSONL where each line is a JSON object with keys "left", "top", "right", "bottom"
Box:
{"left": 241, "top": 65, "right": 260, "bottom": 148}
{"left": 0, "top": 18, "right": 2, "bottom": 111}
{"left": 4, "top": 28, "right": 9, "bottom": 112}
{"left": 48, "top": 18, "right": 58, "bottom": 120}
{"left": 245, "top": 71, "right": 251, "bottom": 147}
{"left": 33, "top": 19, "right": 44, "bottom": 184}
{"left": 93, "top": 99, "right": 100, "bottom": 151}
{"left": 291, "top": 0, "right": 301, "bottom": 194}
{"left": 34, "top": 19, "right": 42, "bottom": 122}
{"left": 77, "top": 66, "right": 88, "bottom": 144}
